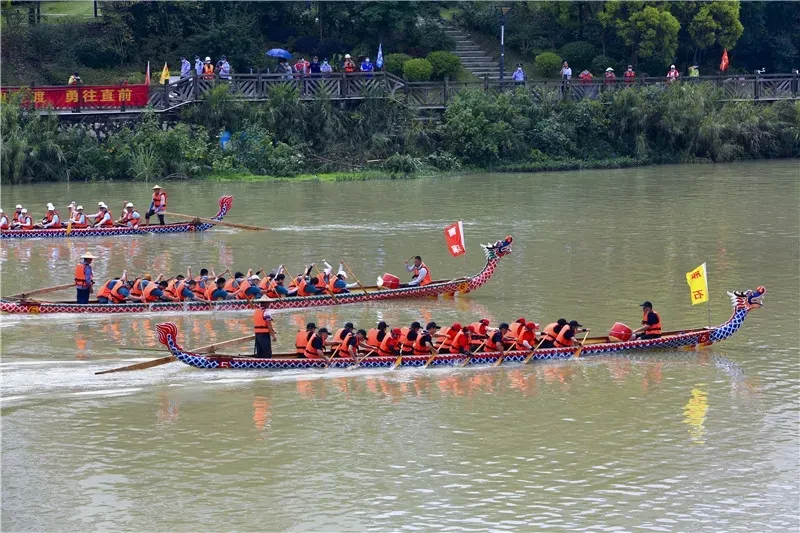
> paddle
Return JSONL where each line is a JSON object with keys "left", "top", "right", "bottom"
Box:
{"left": 313, "top": 264, "right": 336, "bottom": 297}
{"left": 523, "top": 338, "right": 548, "bottom": 364}
{"left": 461, "top": 340, "right": 486, "bottom": 367}
{"left": 95, "top": 334, "right": 256, "bottom": 375}
{"left": 573, "top": 330, "right": 591, "bottom": 358}
{"left": 164, "top": 211, "right": 270, "bottom": 231}
{"left": 341, "top": 260, "right": 369, "bottom": 295}
{"left": 349, "top": 349, "right": 375, "bottom": 370}
{"left": 5, "top": 283, "right": 75, "bottom": 300}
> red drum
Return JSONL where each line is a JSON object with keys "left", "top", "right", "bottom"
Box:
{"left": 378, "top": 273, "right": 400, "bottom": 290}
{"left": 608, "top": 322, "right": 632, "bottom": 342}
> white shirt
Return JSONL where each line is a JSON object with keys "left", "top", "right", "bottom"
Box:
{"left": 561, "top": 67, "right": 572, "bottom": 79}
{"left": 406, "top": 263, "right": 428, "bottom": 286}
{"left": 43, "top": 213, "right": 60, "bottom": 228}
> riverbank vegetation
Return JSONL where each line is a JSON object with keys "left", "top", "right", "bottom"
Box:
{"left": 3, "top": 83, "right": 798, "bottom": 185}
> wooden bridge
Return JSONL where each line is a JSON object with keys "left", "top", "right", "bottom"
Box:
{"left": 9, "top": 71, "right": 800, "bottom": 117}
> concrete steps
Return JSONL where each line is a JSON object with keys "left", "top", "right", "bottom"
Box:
{"left": 445, "top": 25, "right": 499, "bottom": 80}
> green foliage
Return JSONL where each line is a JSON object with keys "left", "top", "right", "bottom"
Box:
{"left": 559, "top": 41, "right": 597, "bottom": 69}
{"left": 384, "top": 53, "right": 412, "bottom": 76}
{"left": 403, "top": 58, "right": 433, "bottom": 81}
{"left": 426, "top": 51, "right": 461, "bottom": 80}
{"left": 591, "top": 54, "right": 618, "bottom": 75}
{"left": 621, "top": 7, "right": 681, "bottom": 65}
{"left": 689, "top": 1, "right": 744, "bottom": 51}
{"left": 382, "top": 153, "right": 425, "bottom": 176}
{"left": 535, "top": 51, "right": 563, "bottom": 77}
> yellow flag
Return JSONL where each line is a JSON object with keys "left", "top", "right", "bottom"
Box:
{"left": 686, "top": 262, "right": 709, "bottom": 305}
{"left": 160, "top": 62, "right": 170, "bottom": 85}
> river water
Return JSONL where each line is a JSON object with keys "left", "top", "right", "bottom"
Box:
{"left": 1, "top": 161, "right": 798, "bottom": 532}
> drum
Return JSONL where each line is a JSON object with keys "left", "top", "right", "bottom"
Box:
{"left": 608, "top": 322, "right": 633, "bottom": 342}
{"left": 378, "top": 273, "right": 400, "bottom": 290}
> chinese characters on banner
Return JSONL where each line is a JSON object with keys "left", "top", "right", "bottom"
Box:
{"left": 0, "top": 85, "right": 150, "bottom": 110}
{"left": 444, "top": 221, "right": 466, "bottom": 257}
{"left": 685, "top": 262, "right": 709, "bottom": 305}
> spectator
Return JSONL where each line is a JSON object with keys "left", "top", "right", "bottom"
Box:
{"left": 202, "top": 57, "right": 215, "bottom": 80}
{"left": 320, "top": 58, "right": 333, "bottom": 77}
{"left": 276, "top": 58, "right": 293, "bottom": 79}
{"left": 343, "top": 54, "right": 356, "bottom": 74}
{"left": 310, "top": 55, "right": 321, "bottom": 74}
{"left": 624, "top": 64, "right": 636, "bottom": 83}
{"left": 219, "top": 55, "right": 232, "bottom": 80}
{"left": 688, "top": 65, "right": 699, "bottom": 78}
{"left": 512, "top": 63, "right": 525, "bottom": 85}
{"left": 560, "top": 61, "right": 572, "bottom": 80}
{"left": 68, "top": 71, "right": 82, "bottom": 85}
{"left": 294, "top": 57, "right": 310, "bottom": 76}
{"left": 579, "top": 69, "right": 593, "bottom": 83}
{"left": 667, "top": 64, "right": 680, "bottom": 82}
{"left": 360, "top": 56, "right": 374, "bottom": 75}
{"left": 180, "top": 56, "right": 191, "bottom": 79}
{"left": 194, "top": 55, "right": 203, "bottom": 77}
{"left": 604, "top": 67, "right": 616, "bottom": 85}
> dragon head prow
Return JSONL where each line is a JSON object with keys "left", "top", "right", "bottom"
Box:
{"left": 156, "top": 322, "right": 184, "bottom": 351}
{"left": 484, "top": 235, "right": 513, "bottom": 259}
{"left": 728, "top": 286, "right": 766, "bottom": 310}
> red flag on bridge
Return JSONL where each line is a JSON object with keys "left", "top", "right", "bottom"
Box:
{"left": 720, "top": 49, "right": 729, "bottom": 72}
{"left": 444, "top": 221, "right": 466, "bottom": 257}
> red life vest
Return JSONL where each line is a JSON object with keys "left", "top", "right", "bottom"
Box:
{"left": 43, "top": 210, "right": 60, "bottom": 225}
{"left": 449, "top": 330, "right": 471, "bottom": 354}
{"left": 624, "top": 70, "right": 635, "bottom": 82}
{"left": 202, "top": 64, "right": 215, "bottom": 79}
{"left": 0, "top": 214, "right": 9, "bottom": 230}
{"left": 253, "top": 310, "right": 273, "bottom": 334}
{"left": 70, "top": 213, "right": 88, "bottom": 228}
{"left": 516, "top": 327, "right": 535, "bottom": 348}
{"left": 378, "top": 335, "right": 398, "bottom": 357}
{"left": 19, "top": 215, "right": 33, "bottom": 229}
{"left": 97, "top": 209, "right": 113, "bottom": 227}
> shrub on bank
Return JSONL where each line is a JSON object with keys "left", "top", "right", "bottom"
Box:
{"left": 534, "top": 51, "right": 563, "bottom": 78}
{"left": 384, "top": 53, "right": 412, "bottom": 76}
{"left": 403, "top": 58, "right": 434, "bottom": 81}
{"left": 426, "top": 51, "right": 461, "bottom": 80}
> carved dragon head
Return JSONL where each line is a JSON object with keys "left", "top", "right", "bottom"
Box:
{"left": 728, "top": 286, "right": 766, "bottom": 311}
{"left": 213, "top": 195, "right": 234, "bottom": 220}
{"left": 156, "top": 322, "right": 184, "bottom": 351}
{"left": 484, "top": 235, "right": 513, "bottom": 260}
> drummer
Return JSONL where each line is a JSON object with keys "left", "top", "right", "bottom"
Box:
{"left": 404, "top": 256, "right": 432, "bottom": 286}
{"left": 633, "top": 301, "right": 662, "bottom": 339}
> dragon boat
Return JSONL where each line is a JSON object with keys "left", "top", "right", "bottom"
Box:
{"left": 154, "top": 286, "right": 764, "bottom": 371}
{"left": 0, "top": 196, "right": 233, "bottom": 240}
{"left": 0, "top": 238, "right": 511, "bottom": 315}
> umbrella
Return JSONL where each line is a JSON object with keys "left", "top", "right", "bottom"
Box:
{"left": 266, "top": 48, "right": 293, "bottom": 60}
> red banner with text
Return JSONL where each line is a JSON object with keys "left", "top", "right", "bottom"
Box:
{"left": 1, "top": 84, "right": 150, "bottom": 110}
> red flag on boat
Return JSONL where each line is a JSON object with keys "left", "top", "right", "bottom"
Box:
{"left": 444, "top": 221, "right": 466, "bottom": 257}
{"left": 720, "top": 49, "right": 729, "bottom": 72}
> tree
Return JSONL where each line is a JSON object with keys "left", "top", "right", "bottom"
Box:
{"left": 620, "top": 6, "right": 680, "bottom": 65}
{"left": 689, "top": 1, "right": 744, "bottom": 52}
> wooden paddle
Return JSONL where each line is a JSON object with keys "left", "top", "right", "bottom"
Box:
{"left": 573, "top": 330, "right": 591, "bottom": 358}
{"left": 95, "top": 334, "right": 256, "bottom": 375}
{"left": 5, "top": 283, "right": 75, "bottom": 300}
{"left": 523, "top": 338, "right": 548, "bottom": 364}
{"left": 461, "top": 340, "right": 486, "bottom": 367}
{"left": 341, "top": 260, "right": 369, "bottom": 295}
{"left": 349, "top": 349, "right": 376, "bottom": 370}
{"left": 163, "top": 211, "right": 270, "bottom": 231}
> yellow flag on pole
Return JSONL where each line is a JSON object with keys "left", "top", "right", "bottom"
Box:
{"left": 159, "top": 62, "right": 170, "bottom": 85}
{"left": 686, "top": 263, "right": 709, "bottom": 305}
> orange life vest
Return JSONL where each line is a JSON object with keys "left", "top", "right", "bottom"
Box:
{"left": 152, "top": 191, "right": 167, "bottom": 210}
{"left": 398, "top": 327, "right": 414, "bottom": 354}
{"left": 295, "top": 330, "right": 312, "bottom": 354}
{"left": 97, "top": 279, "right": 127, "bottom": 303}
{"left": 296, "top": 279, "right": 308, "bottom": 296}
{"left": 643, "top": 310, "right": 662, "bottom": 336}
{"left": 204, "top": 284, "right": 216, "bottom": 301}
{"left": 142, "top": 282, "right": 161, "bottom": 303}
{"left": 265, "top": 280, "right": 281, "bottom": 298}
{"left": 223, "top": 278, "right": 239, "bottom": 292}
{"left": 202, "top": 63, "right": 214, "bottom": 79}
{"left": 236, "top": 279, "right": 253, "bottom": 300}
{"left": 191, "top": 278, "right": 206, "bottom": 299}
{"left": 516, "top": 327, "right": 536, "bottom": 348}
{"left": 164, "top": 279, "right": 180, "bottom": 300}
{"left": 253, "top": 309, "right": 273, "bottom": 334}
{"left": 124, "top": 209, "right": 140, "bottom": 227}
{"left": 0, "top": 214, "right": 9, "bottom": 230}
{"left": 366, "top": 328, "right": 381, "bottom": 348}
{"left": 554, "top": 327, "right": 574, "bottom": 348}
{"left": 338, "top": 332, "right": 355, "bottom": 357}
{"left": 258, "top": 277, "right": 271, "bottom": 290}
{"left": 328, "top": 278, "right": 344, "bottom": 294}
{"left": 485, "top": 331, "right": 504, "bottom": 352}
{"left": 43, "top": 210, "right": 60, "bottom": 224}
{"left": 509, "top": 321, "right": 525, "bottom": 338}
{"left": 70, "top": 213, "right": 88, "bottom": 228}
{"left": 97, "top": 209, "right": 113, "bottom": 227}
{"left": 438, "top": 327, "right": 457, "bottom": 352}
{"left": 412, "top": 262, "right": 432, "bottom": 286}
{"left": 304, "top": 335, "right": 324, "bottom": 358}
{"left": 542, "top": 322, "right": 560, "bottom": 342}
{"left": 12, "top": 211, "right": 21, "bottom": 224}
{"left": 469, "top": 322, "right": 488, "bottom": 337}
{"left": 130, "top": 278, "right": 144, "bottom": 298}
{"left": 378, "top": 335, "right": 398, "bottom": 357}
{"left": 449, "top": 330, "right": 471, "bottom": 354}
{"left": 413, "top": 332, "right": 432, "bottom": 355}
{"left": 19, "top": 215, "right": 33, "bottom": 229}
{"left": 74, "top": 263, "right": 90, "bottom": 288}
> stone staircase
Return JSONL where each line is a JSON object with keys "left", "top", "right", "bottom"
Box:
{"left": 444, "top": 26, "right": 499, "bottom": 80}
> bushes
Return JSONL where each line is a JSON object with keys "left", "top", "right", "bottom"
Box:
{"left": 384, "top": 53, "right": 412, "bottom": 76}
{"left": 403, "top": 58, "right": 434, "bottom": 81}
{"left": 427, "top": 51, "right": 461, "bottom": 80}
{"left": 559, "top": 42, "right": 597, "bottom": 70}
{"left": 535, "top": 51, "right": 563, "bottom": 78}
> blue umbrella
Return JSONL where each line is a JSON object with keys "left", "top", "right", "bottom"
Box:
{"left": 266, "top": 48, "right": 293, "bottom": 60}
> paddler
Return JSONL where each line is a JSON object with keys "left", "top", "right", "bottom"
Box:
{"left": 633, "top": 301, "right": 662, "bottom": 339}
{"left": 12, "top": 208, "right": 33, "bottom": 230}
{"left": 303, "top": 327, "right": 330, "bottom": 359}
{"left": 539, "top": 319, "right": 568, "bottom": 349}
{"left": 69, "top": 205, "right": 89, "bottom": 228}
{"left": 401, "top": 321, "right": 423, "bottom": 355}
{"left": 366, "top": 321, "right": 389, "bottom": 348}
{"left": 253, "top": 298, "right": 277, "bottom": 358}
{"left": 553, "top": 320, "right": 585, "bottom": 348}
{"left": 339, "top": 329, "right": 369, "bottom": 358}
{"left": 266, "top": 273, "right": 291, "bottom": 298}
{"left": 378, "top": 328, "right": 402, "bottom": 357}
{"left": 515, "top": 321, "right": 539, "bottom": 350}
{"left": 404, "top": 255, "right": 432, "bottom": 286}
{"left": 117, "top": 202, "right": 141, "bottom": 228}
{"left": 96, "top": 271, "right": 131, "bottom": 304}
{"left": 449, "top": 325, "right": 474, "bottom": 355}
{"left": 485, "top": 322, "right": 512, "bottom": 351}
{"left": 206, "top": 277, "right": 235, "bottom": 301}
{"left": 295, "top": 322, "right": 317, "bottom": 355}
{"left": 142, "top": 280, "right": 170, "bottom": 302}
{"left": 413, "top": 322, "right": 440, "bottom": 357}
{"left": 145, "top": 185, "right": 167, "bottom": 226}
{"left": 437, "top": 322, "right": 461, "bottom": 353}
{"left": 0, "top": 209, "right": 9, "bottom": 230}
{"left": 11, "top": 204, "right": 23, "bottom": 225}
{"left": 74, "top": 252, "right": 96, "bottom": 304}
{"left": 40, "top": 203, "right": 62, "bottom": 229}
{"left": 88, "top": 202, "right": 113, "bottom": 227}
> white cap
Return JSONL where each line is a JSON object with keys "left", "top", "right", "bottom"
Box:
{"left": 345, "top": 54, "right": 351, "bottom": 59}
{"left": 98, "top": 201, "right": 106, "bottom": 207}
{"left": 671, "top": 64, "right": 676, "bottom": 68}
{"left": 205, "top": 57, "right": 211, "bottom": 62}
{"left": 76, "top": 205, "right": 84, "bottom": 210}
{"left": 126, "top": 202, "right": 134, "bottom": 208}
{"left": 81, "top": 252, "right": 97, "bottom": 259}
{"left": 249, "top": 274, "right": 260, "bottom": 281}
{"left": 152, "top": 185, "right": 162, "bottom": 189}
{"left": 67, "top": 201, "right": 75, "bottom": 207}
{"left": 606, "top": 67, "right": 614, "bottom": 72}
{"left": 21, "top": 208, "right": 28, "bottom": 213}
{"left": 47, "top": 203, "right": 55, "bottom": 210}
{"left": 15, "top": 204, "right": 22, "bottom": 209}
{"left": 0, "top": 208, "right": 3, "bottom": 213}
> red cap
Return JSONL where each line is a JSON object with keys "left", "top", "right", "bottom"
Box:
{"left": 516, "top": 317, "right": 526, "bottom": 324}
{"left": 526, "top": 322, "right": 539, "bottom": 330}
{"left": 479, "top": 318, "right": 490, "bottom": 325}
{"left": 451, "top": 323, "right": 462, "bottom": 331}
{"left": 466, "top": 325, "right": 475, "bottom": 333}
{"left": 391, "top": 328, "right": 402, "bottom": 335}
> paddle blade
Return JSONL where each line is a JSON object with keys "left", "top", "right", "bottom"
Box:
{"left": 95, "top": 355, "right": 176, "bottom": 375}
{"left": 392, "top": 356, "right": 403, "bottom": 370}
